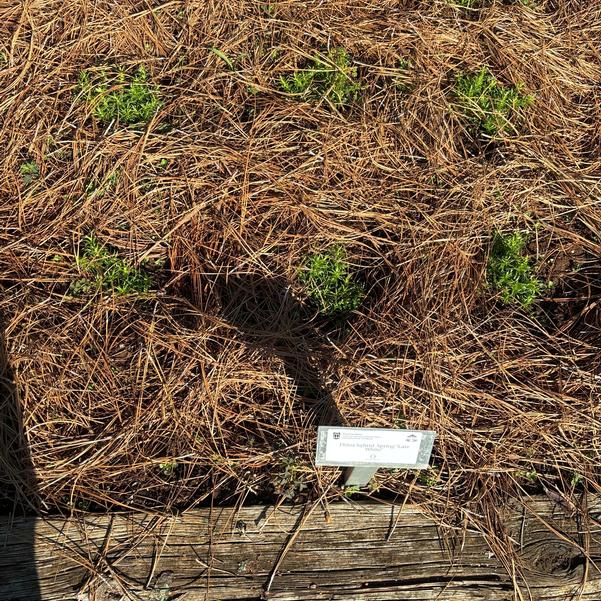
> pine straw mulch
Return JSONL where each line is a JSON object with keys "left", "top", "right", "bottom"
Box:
{"left": 1, "top": 0, "right": 600, "bottom": 581}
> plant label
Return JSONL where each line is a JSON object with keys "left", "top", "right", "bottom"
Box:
{"left": 315, "top": 427, "right": 436, "bottom": 469}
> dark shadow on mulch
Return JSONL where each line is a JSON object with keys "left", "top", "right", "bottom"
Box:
{"left": 0, "top": 315, "right": 41, "bottom": 600}
{"left": 209, "top": 270, "right": 346, "bottom": 428}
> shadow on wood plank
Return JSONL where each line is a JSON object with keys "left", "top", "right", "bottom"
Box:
{"left": 0, "top": 314, "right": 40, "bottom": 600}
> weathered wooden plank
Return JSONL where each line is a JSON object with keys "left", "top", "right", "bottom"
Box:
{"left": 1, "top": 496, "right": 600, "bottom": 600}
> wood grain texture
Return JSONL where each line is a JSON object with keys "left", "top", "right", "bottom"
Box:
{"left": 1, "top": 496, "right": 600, "bottom": 600}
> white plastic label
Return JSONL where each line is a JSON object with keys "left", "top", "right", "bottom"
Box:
{"left": 324, "top": 428, "right": 422, "bottom": 465}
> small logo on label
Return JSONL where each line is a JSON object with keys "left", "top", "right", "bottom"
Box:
{"left": 333, "top": 432, "right": 340, "bottom": 440}
{"left": 407, "top": 434, "right": 418, "bottom": 442}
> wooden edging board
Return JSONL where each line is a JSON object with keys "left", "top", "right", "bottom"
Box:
{"left": 1, "top": 495, "right": 600, "bottom": 600}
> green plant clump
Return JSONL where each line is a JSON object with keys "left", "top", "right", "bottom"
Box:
{"left": 487, "top": 231, "right": 543, "bottom": 308}
{"left": 159, "top": 461, "right": 177, "bottom": 477}
{"left": 299, "top": 245, "right": 364, "bottom": 316}
{"left": 343, "top": 485, "right": 361, "bottom": 497}
{"left": 20, "top": 161, "right": 40, "bottom": 185}
{"left": 279, "top": 47, "right": 361, "bottom": 108}
{"left": 273, "top": 456, "right": 308, "bottom": 500}
{"left": 77, "top": 66, "right": 161, "bottom": 125}
{"left": 70, "top": 235, "right": 151, "bottom": 296}
{"left": 454, "top": 67, "right": 533, "bottom": 136}
{"left": 516, "top": 469, "right": 538, "bottom": 483}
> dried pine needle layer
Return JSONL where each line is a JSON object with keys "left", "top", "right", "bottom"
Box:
{"left": 1, "top": 0, "right": 600, "bottom": 574}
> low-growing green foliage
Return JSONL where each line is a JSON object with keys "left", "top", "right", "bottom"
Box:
{"left": 342, "top": 485, "right": 361, "bottom": 497}
{"left": 279, "top": 47, "right": 361, "bottom": 107}
{"left": 159, "top": 461, "right": 177, "bottom": 477}
{"left": 273, "top": 456, "right": 308, "bottom": 500}
{"left": 418, "top": 470, "right": 438, "bottom": 487}
{"left": 393, "top": 58, "right": 412, "bottom": 92}
{"left": 487, "top": 231, "right": 543, "bottom": 308}
{"left": 454, "top": 67, "right": 533, "bottom": 136}
{"left": 20, "top": 161, "right": 40, "bottom": 185}
{"left": 516, "top": 469, "right": 538, "bottom": 483}
{"left": 299, "top": 245, "right": 364, "bottom": 316}
{"left": 77, "top": 66, "right": 161, "bottom": 125}
{"left": 69, "top": 234, "right": 151, "bottom": 296}
{"left": 570, "top": 472, "right": 583, "bottom": 487}
{"left": 261, "top": 3, "right": 276, "bottom": 16}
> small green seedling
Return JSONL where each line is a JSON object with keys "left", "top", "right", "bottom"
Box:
{"left": 343, "top": 485, "right": 361, "bottom": 498}
{"left": 77, "top": 66, "right": 161, "bottom": 125}
{"left": 151, "top": 257, "right": 166, "bottom": 268}
{"left": 299, "top": 245, "right": 364, "bottom": 316}
{"left": 418, "top": 470, "right": 438, "bottom": 487}
{"left": 368, "top": 480, "right": 380, "bottom": 493}
{"left": 516, "top": 469, "right": 538, "bottom": 482}
{"left": 570, "top": 472, "right": 583, "bottom": 487}
{"left": 159, "top": 461, "right": 177, "bottom": 477}
{"left": 210, "top": 47, "right": 235, "bottom": 70}
{"left": 393, "top": 58, "right": 412, "bottom": 92}
{"left": 454, "top": 67, "right": 533, "bottom": 136}
{"left": 273, "top": 456, "right": 308, "bottom": 500}
{"left": 261, "top": 3, "right": 276, "bottom": 16}
{"left": 60, "top": 495, "right": 91, "bottom": 510}
{"left": 70, "top": 234, "right": 151, "bottom": 296}
{"left": 280, "top": 47, "right": 361, "bottom": 108}
{"left": 487, "top": 231, "right": 543, "bottom": 308}
{"left": 20, "top": 161, "right": 40, "bottom": 185}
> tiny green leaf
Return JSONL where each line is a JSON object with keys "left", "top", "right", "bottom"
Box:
{"left": 210, "top": 47, "right": 235, "bottom": 70}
